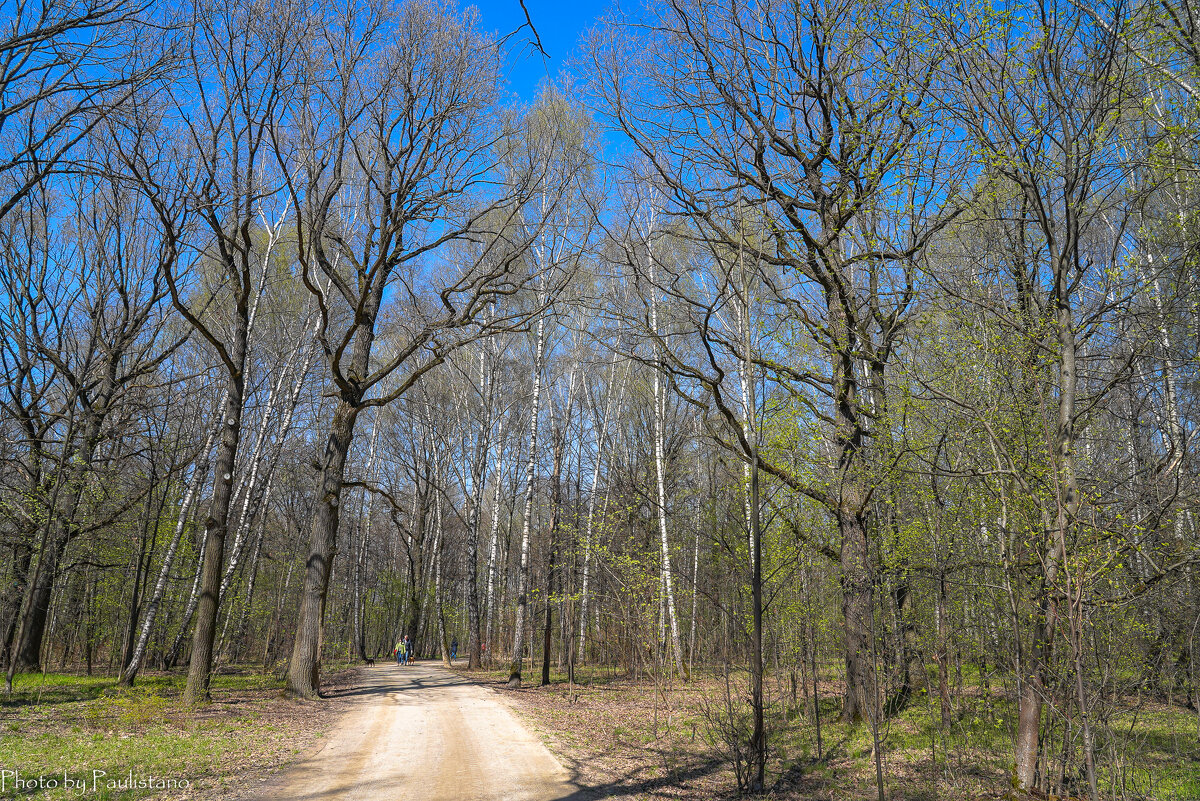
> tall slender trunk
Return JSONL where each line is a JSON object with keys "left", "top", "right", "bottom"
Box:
{"left": 509, "top": 314, "right": 545, "bottom": 688}
{"left": 121, "top": 482, "right": 161, "bottom": 672}
{"left": 579, "top": 358, "right": 620, "bottom": 664}
{"left": 228, "top": 508, "right": 268, "bottom": 661}
{"left": 484, "top": 418, "right": 506, "bottom": 658}
{"left": 466, "top": 345, "right": 495, "bottom": 669}
{"left": 744, "top": 338, "right": 765, "bottom": 790}
{"left": 1052, "top": 252, "right": 1098, "bottom": 801}
{"left": 120, "top": 405, "right": 221, "bottom": 685}
{"left": 648, "top": 244, "right": 685, "bottom": 679}
{"left": 434, "top": 481, "right": 451, "bottom": 667}
{"left": 167, "top": 519, "right": 208, "bottom": 667}
{"left": 541, "top": 434, "right": 566, "bottom": 686}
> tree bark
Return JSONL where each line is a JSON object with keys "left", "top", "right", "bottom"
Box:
{"left": 184, "top": 364, "right": 247, "bottom": 705}
{"left": 647, "top": 240, "right": 685, "bottom": 680}
{"left": 509, "top": 313, "right": 545, "bottom": 688}
{"left": 286, "top": 398, "right": 358, "bottom": 698}
{"left": 120, "top": 408, "right": 220, "bottom": 685}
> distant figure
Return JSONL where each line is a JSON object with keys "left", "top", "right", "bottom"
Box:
{"left": 394, "top": 638, "right": 403, "bottom": 666}
{"left": 451, "top": 638, "right": 458, "bottom": 662}
{"left": 403, "top": 634, "right": 412, "bottom": 665}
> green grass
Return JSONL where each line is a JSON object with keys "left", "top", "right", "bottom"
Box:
{"left": 0, "top": 669, "right": 304, "bottom": 801}
{"left": 1107, "top": 704, "right": 1200, "bottom": 800}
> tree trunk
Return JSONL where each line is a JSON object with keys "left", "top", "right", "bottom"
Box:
{"left": 839, "top": 506, "right": 874, "bottom": 724}
{"left": 579, "top": 358, "right": 620, "bottom": 665}
{"left": 509, "top": 314, "right": 545, "bottom": 688}
{"left": 286, "top": 398, "right": 358, "bottom": 698}
{"left": 648, "top": 245, "right": 685, "bottom": 680}
{"left": 120, "top": 412, "right": 218, "bottom": 685}
{"left": 748, "top": 432, "right": 765, "bottom": 791}
{"left": 541, "top": 434, "right": 566, "bottom": 686}
{"left": 483, "top": 420, "right": 506, "bottom": 661}
{"left": 434, "top": 484, "right": 451, "bottom": 668}
{"left": 10, "top": 417, "right": 98, "bottom": 674}
{"left": 184, "top": 366, "right": 247, "bottom": 705}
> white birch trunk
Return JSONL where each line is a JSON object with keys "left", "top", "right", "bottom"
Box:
{"left": 484, "top": 417, "right": 506, "bottom": 654}
{"left": 120, "top": 409, "right": 221, "bottom": 683}
{"left": 509, "top": 312, "right": 545, "bottom": 685}
{"left": 647, "top": 221, "right": 685, "bottom": 679}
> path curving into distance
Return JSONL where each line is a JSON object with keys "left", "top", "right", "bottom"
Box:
{"left": 254, "top": 662, "right": 576, "bottom": 801}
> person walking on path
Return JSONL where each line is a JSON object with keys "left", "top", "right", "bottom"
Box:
{"left": 451, "top": 638, "right": 458, "bottom": 662}
{"left": 394, "top": 638, "right": 403, "bottom": 666}
{"left": 403, "top": 634, "right": 413, "bottom": 665}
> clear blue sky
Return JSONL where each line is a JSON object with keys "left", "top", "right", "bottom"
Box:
{"left": 473, "top": 0, "right": 618, "bottom": 101}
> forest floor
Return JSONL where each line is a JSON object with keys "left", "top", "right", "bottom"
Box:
{"left": 6, "top": 660, "right": 1200, "bottom": 800}
{"left": 464, "top": 663, "right": 1200, "bottom": 801}
{"left": 0, "top": 663, "right": 359, "bottom": 800}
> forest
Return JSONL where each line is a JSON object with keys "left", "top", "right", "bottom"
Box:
{"left": 2, "top": 0, "right": 1200, "bottom": 798}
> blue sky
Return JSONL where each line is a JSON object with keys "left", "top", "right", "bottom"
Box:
{"left": 473, "top": 0, "right": 618, "bottom": 101}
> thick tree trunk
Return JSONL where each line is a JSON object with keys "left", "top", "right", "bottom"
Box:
{"left": 839, "top": 505, "right": 874, "bottom": 724}
{"left": 286, "top": 398, "right": 358, "bottom": 698}
{"left": 184, "top": 371, "right": 246, "bottom": 705}
{"left": 1014, "top": 674, "right": 1042, "bottom": 791}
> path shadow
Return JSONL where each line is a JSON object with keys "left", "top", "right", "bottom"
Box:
{"left": 318, "top": 665, "right": 471, "bottom": 700}
{"left": 549, "top": 750, "right": 729, "bottom": 800}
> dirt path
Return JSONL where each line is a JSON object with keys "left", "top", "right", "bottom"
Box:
{"left": 252, "top": 662, "right": 577, "bottom": 801}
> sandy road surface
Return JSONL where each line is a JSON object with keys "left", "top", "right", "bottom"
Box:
{"left": 252, "top": 662, "right": 577, "bottom": 801}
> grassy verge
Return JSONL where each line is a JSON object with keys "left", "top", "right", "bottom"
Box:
{"left": 0, "top": 666, "right": 355, "bottom": 801}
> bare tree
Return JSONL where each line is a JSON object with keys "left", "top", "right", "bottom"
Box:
{"left": 121, "top": 0, "right": 304, "bottom": 704}
{"left": 280, "top": 0, "right": 558, "bottom": 699}
{"left": 0, "top": 0, "right": 167, "bottom": 222}
{"left": 588, "top": 0, "right": 961, "bottom": 725}
{"left": 2, "top": 159, "right": 178, "bottom": 689}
